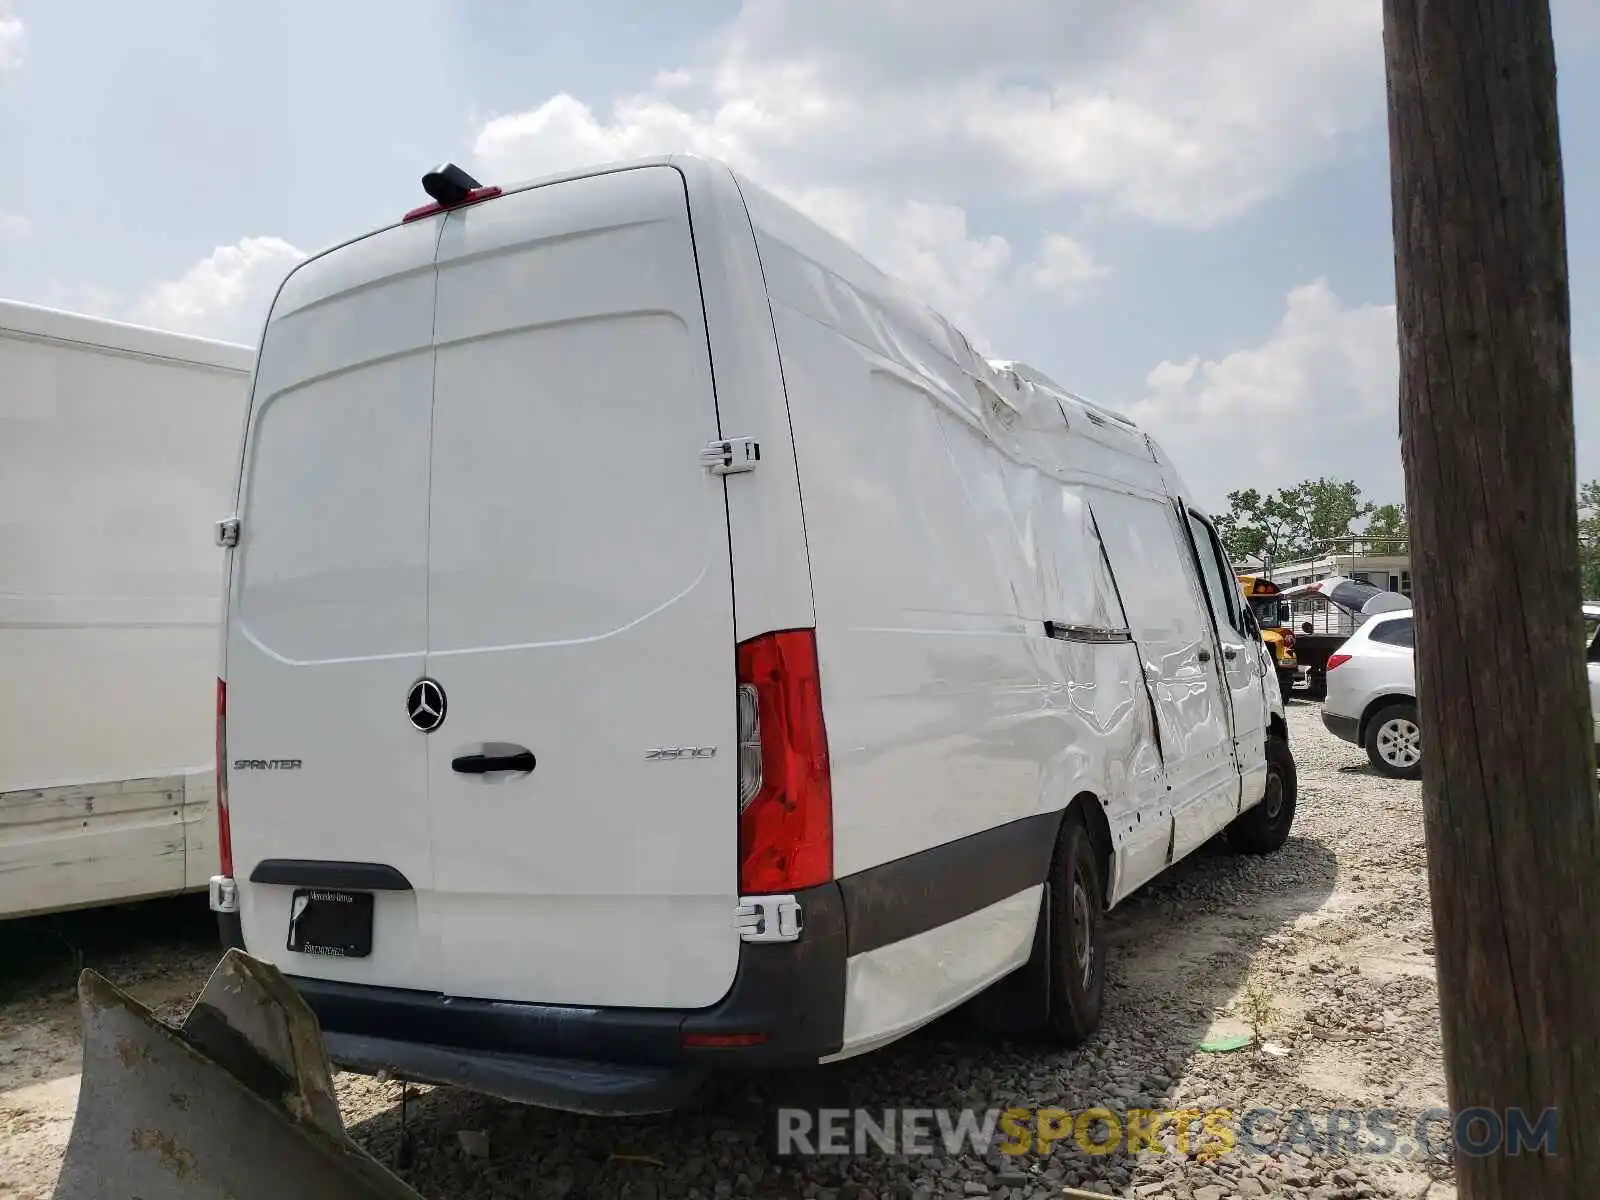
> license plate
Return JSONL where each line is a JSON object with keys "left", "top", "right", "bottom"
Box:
{"left": 286, "top": 888, "right": 374, "bottom": 958}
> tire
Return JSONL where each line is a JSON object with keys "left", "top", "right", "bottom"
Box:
{"left": 1044, "top": 812, "right": 1106, "bottom": 1046}
{"left": 1365, "top": 701, "right": 1422, "bottom": 779}
{"left": 1226, "top": 734, "right": 1297, "bottom": 855}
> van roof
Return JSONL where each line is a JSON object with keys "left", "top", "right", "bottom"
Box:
{"left": 295, "top": 154, "right": 695, "bottom": 273}
{"left": 0, "top": 297, "right": 255, "bottom": 374}
{"left": 986, "top": 358, "right": 1141, "bottom": 430}
{"left": 276, "top": 151, "right": 1163, "bottom": 478}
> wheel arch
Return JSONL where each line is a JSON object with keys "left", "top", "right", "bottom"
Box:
{"left": 1358, "top": 692, "right": 1417, "bottom": 745}
{"left": 1063, "top": 791, "right": 1114, "bottom": 909}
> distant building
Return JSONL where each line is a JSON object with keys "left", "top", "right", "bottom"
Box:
{"left": 1267, "top": 539, "right": 1411, "bottom": 636}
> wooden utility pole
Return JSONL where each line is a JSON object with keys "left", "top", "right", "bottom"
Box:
{"left": 1383, "top": 0, "right": 1600, "bottom": 1194}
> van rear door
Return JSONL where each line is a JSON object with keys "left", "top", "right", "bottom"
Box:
{"left": 225, "top": 219, "right": 443, "bottom": 992}
{"left": 421, "top": 167, "right": 742, "bottom": 1008}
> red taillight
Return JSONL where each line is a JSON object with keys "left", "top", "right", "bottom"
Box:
{"left": 735, "top": 629, "right": 833, "bottom": 893}
{"left": 402, "top": 185, "right": 503, "bottom": 223}
{"left": 215, "top": 678, "right": 233, "bottom": 877}
{"left": 1327, "top": 653, "right": 1351, "bottom": 671}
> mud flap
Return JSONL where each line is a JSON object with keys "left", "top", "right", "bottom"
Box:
{"left": 53, "top": 948, "right": 422, "bottom": 1200}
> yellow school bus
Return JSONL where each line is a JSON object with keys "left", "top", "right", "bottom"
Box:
{"left": 1237, "top": 575, "right": 1298, "bottom": 697}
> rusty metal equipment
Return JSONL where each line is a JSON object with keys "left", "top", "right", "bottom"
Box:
{"left": 53, "top": 948, "right": 421, "bottom": 1200}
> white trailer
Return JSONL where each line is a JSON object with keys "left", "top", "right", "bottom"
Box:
{"left": 0, "top": 299, "right": 252, "bottom": 919}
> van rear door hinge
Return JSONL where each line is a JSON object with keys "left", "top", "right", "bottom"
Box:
{"left": 215, "top": 517, "right": 240, "bottom": 548}
{"left": 701, "top": 437, "right": 761, "bottom": 475}
{"left": 734, "top": 894, "right": 801, "bottom": 942}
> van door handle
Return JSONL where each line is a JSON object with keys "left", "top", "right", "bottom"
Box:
{"left": 1223, "top": 647, "right": 1238, "bottom": 661}
{"left": 1197, "top": 648, "right": 1212, "bottom": 663}
{"left": 451, "top": 750, "right": 536, "bottom": 774}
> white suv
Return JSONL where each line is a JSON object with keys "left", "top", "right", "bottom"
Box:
{"left": 1325, "top": 604, "right": 1600, "bottom": 779}
{"left": 1320, "top": 610, "right": 1422, "bottom": 778}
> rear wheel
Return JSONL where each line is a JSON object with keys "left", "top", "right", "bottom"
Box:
{"left": 1227, "top": 733, "right": 1297, "bottom": 854}
{"left": 1365, "top": 702, "right": 1422, "bottom": 779}
{"left": 1044, "top": 812, "right": 1105, "bottom": 1046}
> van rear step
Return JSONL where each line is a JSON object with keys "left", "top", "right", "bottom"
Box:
{"left": 321, "top": 1033, "right": 705, "bottom": 1117}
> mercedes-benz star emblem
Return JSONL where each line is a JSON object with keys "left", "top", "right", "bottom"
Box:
{"left": 406, "top": 678, "right": 447, "bottom": 733}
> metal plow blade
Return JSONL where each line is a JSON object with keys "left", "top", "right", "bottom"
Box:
{"left": 53, "top": 948, "right": 422, "bottom": 1200}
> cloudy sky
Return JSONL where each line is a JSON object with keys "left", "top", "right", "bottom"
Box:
{"left": 2, "top": 0, "right": 1597, "bottom": 510}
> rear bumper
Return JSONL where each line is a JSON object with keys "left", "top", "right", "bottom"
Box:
{"left": 1321, "top": 709, "right": 1360, "bottom": 745}
{"left": 215, "top": 881, "right": 847, "bottom": 1115}
{"left": 322, "top": 1032, "right": 707, "bottom": 1116}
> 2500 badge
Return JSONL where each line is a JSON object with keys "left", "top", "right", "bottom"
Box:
{"left": 232, "top": 758, "right": 303, "bottom": 770}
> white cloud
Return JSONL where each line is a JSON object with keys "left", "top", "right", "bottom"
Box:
{"left": 1128, "top": 280, "right": 1402, "bottom": 506}
{"left": 131, "top": 236, "right": 306, "bottom": 345}
{"left": 473, "top": 96, "right": 1108, "bottom": 353}
{"left": 0, "top": 5, "right": 22, "bottom": 75}
{"left": 1024, "top": 234, "right": 1108, "bottom": 301}
{"left": 747, "top": 187, "right": 1104, "bottom": 354}
{"left": 470, "top": 0, "right": 1381, "bottom": 231}
{"left": 465, "top": 1, "right": 1376, "bottom": 361}
{"left": 473, "top": 93, "right": 748, "bottom": 181}
{"left": 840, "top": 199, "right": 1015, "bottom": 351}
{"left": 1128, "top": 283, "right": 1600, "bottom": 506}
{"left": 0, "top": 210, "right": 28, "bottom": 237}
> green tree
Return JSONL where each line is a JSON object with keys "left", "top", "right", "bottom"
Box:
{"left": 1580, "top": 479, "right": 1600, "bottom": 599}
{"left": 1214, "top": 477, "right": 1377, "bottom": 567}
{"left": 1214, "top": 487, "right": 1297, "bottom": 565}
{"left": 1298, "top": 477, "right": 1378, "bottom": 557}
{"left": 1221, "top": 478, "right": 1598, "bottom": 593}
{"left": 1361, "top": 502, "right": 1410, "bottom": 556}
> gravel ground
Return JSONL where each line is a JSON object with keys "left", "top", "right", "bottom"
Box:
{"left": 1, "top": 701, "right": 1455, "bottom": 1199}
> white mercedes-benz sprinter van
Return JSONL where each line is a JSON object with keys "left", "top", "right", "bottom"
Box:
{"left": 209, "top": 154, "right": 1295, "bottom": 1115}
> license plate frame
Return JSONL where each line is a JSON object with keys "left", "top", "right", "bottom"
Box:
{"left": 286, "top": 888, "right": 374, "bottom": 959}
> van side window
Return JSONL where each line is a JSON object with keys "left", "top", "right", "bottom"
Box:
{"left": 1185, "top": 510, "right": 1242, "bottom": 636}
